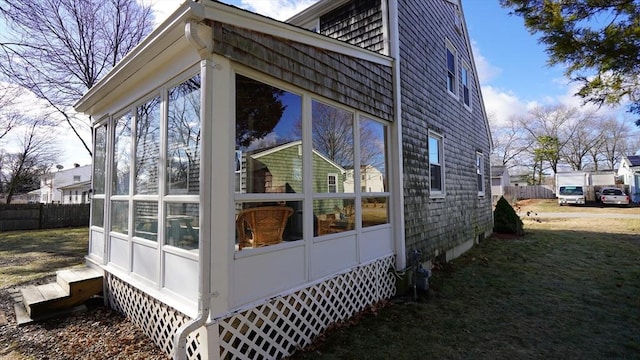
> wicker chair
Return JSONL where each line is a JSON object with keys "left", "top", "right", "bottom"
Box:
{"left": 236, "top": 206, "right": 294, "bottom": 249}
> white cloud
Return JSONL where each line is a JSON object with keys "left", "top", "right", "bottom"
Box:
{"left": 238, "top": 0, "right": 318, "bottom": 20}
{"left": 471, "top": 41, "right": 501, "bottom": 85}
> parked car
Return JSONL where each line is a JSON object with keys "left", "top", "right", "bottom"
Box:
{"left": 597, "top": 187, "right": 630, "bottom": 206}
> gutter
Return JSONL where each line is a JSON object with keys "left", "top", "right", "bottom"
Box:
{"left": 173, "top": 19, "right": 215, "bottom": 360}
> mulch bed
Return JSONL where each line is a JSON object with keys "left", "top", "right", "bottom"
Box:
{"left": 0, "top": 278, "right": 168, "bottom": 360}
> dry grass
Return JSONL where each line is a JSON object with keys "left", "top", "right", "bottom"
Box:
{"left": 0, "top": 228, "right": 88, "bottom": 289}
{"left": 290, "top": 202, "right": 640, "bottom": 360}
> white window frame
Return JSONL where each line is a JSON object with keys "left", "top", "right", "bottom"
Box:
{"left": 445, "top": 40, "right": 458, "bottom": 99}
{"left": 476, "top": 151, "right": 485, "bottom": 196}
{"left": 429, "top": 130, "right": 445, "bottom": 198}
{"left": 327, "top": 173, "right": 338, "bottom": 193}
{"left": 462, "top": 62, "right": 472, "bottom": 110}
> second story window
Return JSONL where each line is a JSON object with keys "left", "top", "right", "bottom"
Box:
{"left": 446, "top": 43, "right": 457, "bottom": 96}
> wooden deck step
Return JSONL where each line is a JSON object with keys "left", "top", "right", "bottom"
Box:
{"left": 20, "top": 266, "right": 103, "bottom": 320}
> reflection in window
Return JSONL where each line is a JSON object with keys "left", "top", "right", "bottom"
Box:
{"left": 91, "top": 198, "right": 104, "bottom": 227}
{"left": 167, "top": 75, "right": 201, "bottom": 195}
{"left": 361, "top": 197, "right": 388, "bottom": 227}
{"left": 93, "top": 124, "right": 107, "bottom": 194}
{"left": 429, "top": 132, "right": 444, "bottom": 193}
{"left": 134, "top": 201, "right": 158, "bottom": 241}
{"left": 360, "top": 118, "right": 388, "bottom": 193}
{"left": 165, "top": 203, "right": 199, "bottom": 250}
{"left": 312, "top": 101, "right": 353, "bottom": 194}
{"left": 235, "top": 75, "right": 302, "bottom": 194}
{"left": 113, "top": 113, "right": 132, "bottom": 195}
{"left": 327, "top": 174, "right": 337, "bottom": 193}
{"left": 235, "top": 201, "right": 302, "bottom": 250}
{"left": 313, "top": 199, "right": 355, "bottom": 236}
{"left": 111, "top": 201, "right": 129, "bottom": 235}
{"left": 135, "top": 96, "right": 161, "bottom": 195}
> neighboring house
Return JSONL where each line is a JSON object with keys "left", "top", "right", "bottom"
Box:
{"left": 618, "top": 155, "right": 640, "bottom": 203}
{"left": 510, "top": 174, "right": 529, "bottom": 187}
{"left": 345, "top": 164, "right": 386, "bottom": 193}
{"left": 59, "top": 180, "right": 92, "bottom": 204}
{"left": 490, "top": 165, "right": 509, "bottom": 201}
{"left": 73, "top": 1, "right": 492, "bottom": 359}
{"left": 38, "top": 165, "right": 91, "bottom": 204}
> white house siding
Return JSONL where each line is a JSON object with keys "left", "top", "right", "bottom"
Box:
{"left": 398, "top": 0, "right": 493, "bottom": 261}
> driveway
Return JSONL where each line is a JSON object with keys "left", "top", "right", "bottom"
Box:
{"left": 525, "top": 212, "right": 640, "bottom": 219}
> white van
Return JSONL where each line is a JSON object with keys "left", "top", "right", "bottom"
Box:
{"left": 557, "top": 185, "right": 585, "bottom": 206}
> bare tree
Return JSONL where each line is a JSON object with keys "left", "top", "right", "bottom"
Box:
{"left": 490, "top": 114, "right": 533, "bottom": 170}
{"left": 1, "top": 117, "right": 60, "bottom": 204}
{"left": 0, "top": 0, "right": 155, "bottom": 156}
{"left": 561, "top": 112, "right": 605, "bottom": 171}
{"left": 598, "top": 119, "right": 633, "bottom": 170}
{"left": 519, "top": 105, "right": 579, "bottom": 176}
{"left": 0, "top": 84, "right": 24, "bottom": 141}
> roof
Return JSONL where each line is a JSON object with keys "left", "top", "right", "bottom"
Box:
{"left": 490, "top": 165, "right": 507, "bottom": 177}
{"left": 626, "top": 155, "right": 640, "bottom": 167}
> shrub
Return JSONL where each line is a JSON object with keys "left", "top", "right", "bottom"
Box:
{"left": 493, "top": 196, "right": 524, "bottom": 235}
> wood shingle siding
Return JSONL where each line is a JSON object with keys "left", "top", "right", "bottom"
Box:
{"left": 398, "top": 0, "right": 492, "bottom": 258}
{"left": 320, "top": 0, "right": 386, "bottom": 54}
{"left": 213, "top": 22, "right": 393, "bottom": 122}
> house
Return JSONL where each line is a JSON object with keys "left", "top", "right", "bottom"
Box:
{"left": 37, "top": 164, "right": 91, "bottom": 204}
{"left": 490, "top": 165, "right": 509, "bottom": 201}
{"left": 73, "top": 0, "right": 492, "bottom": 358}
{"left": 510, "top": 174, "right": 529, "bottom": 187}
{"left": 618, "top": 155, "right": 640, "bottom": 203}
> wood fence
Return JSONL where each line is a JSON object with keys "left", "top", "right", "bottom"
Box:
{"left": 0, "top": 203, "right": 90, "bottom": 231}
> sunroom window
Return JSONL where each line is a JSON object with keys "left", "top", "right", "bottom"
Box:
{"left": 359, "top": 117, "right": 389, "bottom": 227}
{"left": 234, "top": 74, "right": 304, "bottom": 250}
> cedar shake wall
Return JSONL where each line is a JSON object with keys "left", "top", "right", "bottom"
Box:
{"left": 212, "top": 22, "right": 393, "bottom": 122}
{"left": 398, "top": 0, "right": 493, "bottom": 259}
{"left": 320, "top": 0, "right": 386, "bottom": 54}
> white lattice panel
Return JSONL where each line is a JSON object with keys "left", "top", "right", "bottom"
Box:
{"left": 217, "top": 256, "right": 395, "bottom": 359}
{"left": 106, "top": 274, "right": 202, "bottom": 360}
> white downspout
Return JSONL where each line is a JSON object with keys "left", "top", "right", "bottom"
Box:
{"left": 173, "top": 20, "right": 215, "bottom": 360}
{"left": 388, "top": 0, "right": 407, "bottom": 270}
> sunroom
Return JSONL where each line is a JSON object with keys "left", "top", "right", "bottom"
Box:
{"left": 75, "top": 1, "right": 399, "bottom": 358}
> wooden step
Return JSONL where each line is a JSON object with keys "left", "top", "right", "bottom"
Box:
{"left": 21, "top": 283, "right": 68, "bottom": 318}
{"left": 20, "top": 266, "right": 103, "bottom": 320}
{"left": 56, "top": 267, "right": 103, "bottom": 295}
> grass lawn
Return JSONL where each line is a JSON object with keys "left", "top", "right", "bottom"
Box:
{"left": 291, "top": 214, "right": 640, "bottom": 359}
{"left": 0, "top": 227, "right": 89, "bottom": 289}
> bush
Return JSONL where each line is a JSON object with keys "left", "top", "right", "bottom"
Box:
{"left": 493, "top": 196, "right": 524, "bottom": 235}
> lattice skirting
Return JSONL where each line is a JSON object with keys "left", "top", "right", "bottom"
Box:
{"left": 215, "top": 255, "right": 396, "bottom": 359}
{"left": 105, "top": 273, "right": 201, "bottom": 359}
{"left": 104, "top": 255, "right": 395, "bottom": 360}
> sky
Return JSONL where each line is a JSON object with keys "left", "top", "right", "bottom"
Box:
{"left": 20, "top": 0, "right": 634, "bottom": 169}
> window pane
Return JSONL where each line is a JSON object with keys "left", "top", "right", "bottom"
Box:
{"left": 113, "top": 113, "right": 132, "bottom": 195}
{"left": 312, "top": 101, "right": 353, "bottom": 193}
{"left": 362, "top": 197, "right": 388, "bottom": 227}
{"left": 93, "top": 125, "right": 107, "bottom": 194}
{"left": 91, "top": 198, "right": 104, "bottom": 227}
{"left": 134, "top": 201, "right": 158, "bottom": 241}
{"left": 165, "top": 203, "right": 199, "bottom": 250}
{"left": 429, "top": 136, "right": 440, "bottom": 165}
{"left": 167, "top": 75, "right": 201, "bottom": 195}
{"left": 313, "top": 199, "right": 355, "bottom": 236}
{"left": 235, "top": 201, "right": 302, "bottom": 250}
{"left": 235, "top": 75, "right": 303, "bottom": 194}
{"left": 110, "top": 201, "right": 129, "bottom": 235}
{"left": 135, "top": 96, "right": 161, "bottom": 195}
{"left": 430, "top": 164, "right": 442, "bottom": 191}
{"left": 360, "top": 118, "right": 387, "bottom": 192}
